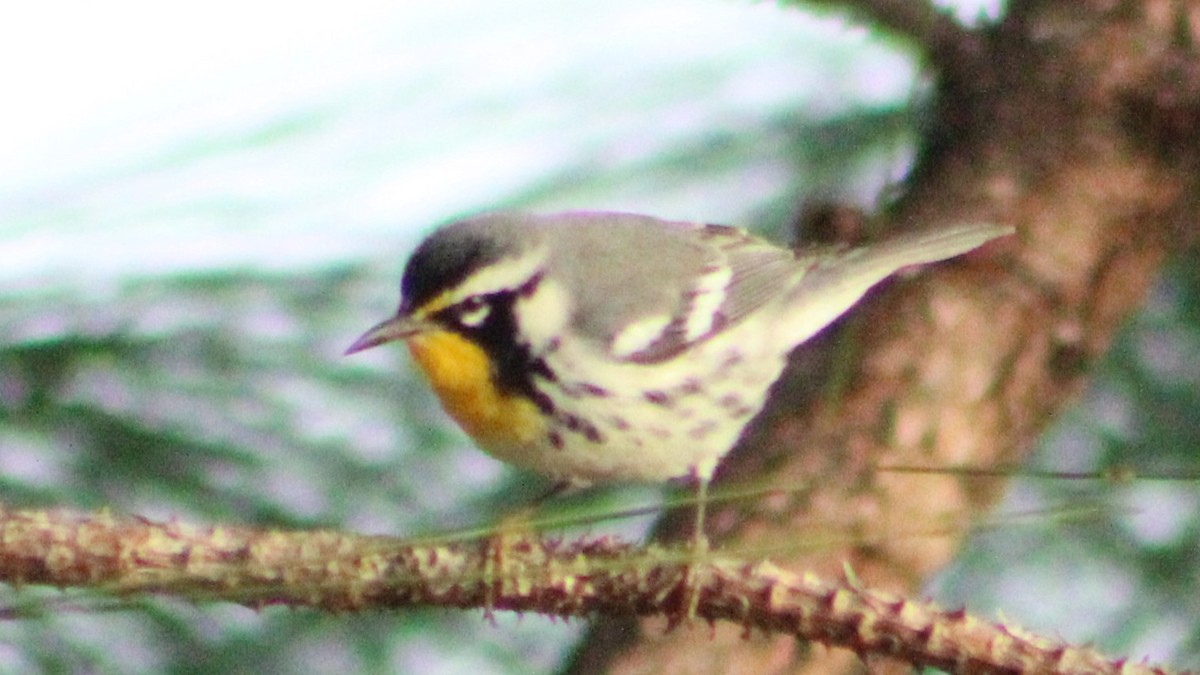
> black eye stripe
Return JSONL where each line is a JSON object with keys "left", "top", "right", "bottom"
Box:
{"left": 517, "top": 271, "right": 544, "bottom": 297}
{"left": 441, "top": 270, "right": 541, "bottom": 320}
{"left": 460, "top": 295, "right": 487, "bottom": 310}
{"left": 435, "top": 287, "right": 554, "bottom": 401}
{"left": 430, "top": 295, "right": 487, "bottom": 324}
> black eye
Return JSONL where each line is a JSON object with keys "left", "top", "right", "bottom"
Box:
{"left": 460, "top": 296, "right": 486, "bottom": 312}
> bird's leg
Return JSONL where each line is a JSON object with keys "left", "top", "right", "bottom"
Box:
{"left": 484, "top": 480, "right": 576, "bottom": 621}
{"left": 493, "top": 479, "right": 573, "bottom": 533}
{"left": 692, "top": 475, "right": 710, "bottom": 556}
{"left": 534, "top": 479, "right": 574, "bottom": 506}
{"left": 681, "top": 468, "right": 713, "bottom": 623}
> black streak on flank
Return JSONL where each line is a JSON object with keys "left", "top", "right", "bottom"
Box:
{"left": 531, "top": 391, "right": 556, "bottom": 415}
{"left": 579, "top": 382, "right": 610, "bottom": 398}
{"left": 718, "top": 392, "right": 757, "bottom": 419}
{"left": 717, "top": 393, "right": 743, "bottom": 410}
{"left": 560, "top": 381, "right": 609, "bottom": 400}
{"left": 688, "top": 420, "right": 718, "bottom": 440}
{"left": 719, "top": 351, "right": 743, "bottom": 370}
{"left": 583, "top": 424, "right": 603, "bottom": 444}
{"left": 643, "top": 390, "right": 673, "bottom": 407}
{"left": 561, "top": 413, "right": 603, "bottom": 444}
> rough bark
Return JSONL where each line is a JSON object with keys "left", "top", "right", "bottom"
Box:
{"left": 0, "top": 507, "right": 1168, "bottom": 674}
{"left": 570, "top": 2, "right": 1200, "bottom": 673}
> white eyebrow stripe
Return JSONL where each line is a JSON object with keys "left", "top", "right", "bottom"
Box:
{"left": 452, "top": 245, "right": 548, "bottom": 302}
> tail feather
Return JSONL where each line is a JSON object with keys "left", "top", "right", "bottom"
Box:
{"left": 779, "top": 223, "right": 1013, "bottom": 346}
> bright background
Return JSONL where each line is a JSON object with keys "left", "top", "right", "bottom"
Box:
{"left": 4, "top": 1, "right": 1200, "bottom": 672}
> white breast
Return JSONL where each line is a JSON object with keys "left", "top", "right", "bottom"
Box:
{"left": 511, "top": 315, "right": 790, "bottom": 485}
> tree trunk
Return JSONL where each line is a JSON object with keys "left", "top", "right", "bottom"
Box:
{"left": 569, "top": 1, "right": 1199, "bottom": 672}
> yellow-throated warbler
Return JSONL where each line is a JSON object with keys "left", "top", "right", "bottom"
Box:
{"left": 347, "top": 212, "right": 1012, "bottom": 544}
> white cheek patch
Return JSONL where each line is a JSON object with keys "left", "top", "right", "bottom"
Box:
{"left": 683, "top": 265, "right": 731, "bottom": 340}
{"left": 515, "top": 278, "right": 570, "bottom": 349}
{"left": 611, "top": 314, "right": 672, "bottom": 358}
{"left": 452, "top": 246, "right": 548, "bottom": 303}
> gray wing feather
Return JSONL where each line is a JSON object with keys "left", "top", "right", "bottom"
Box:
{"left": 615, "top": 224, "right": 794, "bottom": 363}
{"left": 699, "top": 227, "right": 795, "bottom": 327}
{"left": 546, "top": 213, "right": 1011, "bottom": 364}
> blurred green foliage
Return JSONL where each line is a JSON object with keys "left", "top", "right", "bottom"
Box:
{"left": 1, "top": 1, "right": 1197, "bottom": 673}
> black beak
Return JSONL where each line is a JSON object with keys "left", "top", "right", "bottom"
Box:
{"left": 344, "top": 315, "right": 427, "bottom": 355}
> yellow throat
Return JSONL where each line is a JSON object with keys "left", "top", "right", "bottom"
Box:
{"left": 404, "top": 330, "right": 545, "bottom": 451}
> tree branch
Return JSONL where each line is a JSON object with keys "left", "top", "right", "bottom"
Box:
{"left": 0, "top": 506, "right": 1175, "bottom": 675}
{"left": 797, "top": 0, "right": 981, "bottom": 71}
{"left": 574, "top": 2, "right": 1200, "bottom": 672}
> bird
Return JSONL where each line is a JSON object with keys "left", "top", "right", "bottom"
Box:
{"left": 346, "top": 211, "right": 1012, "bottom": 551}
